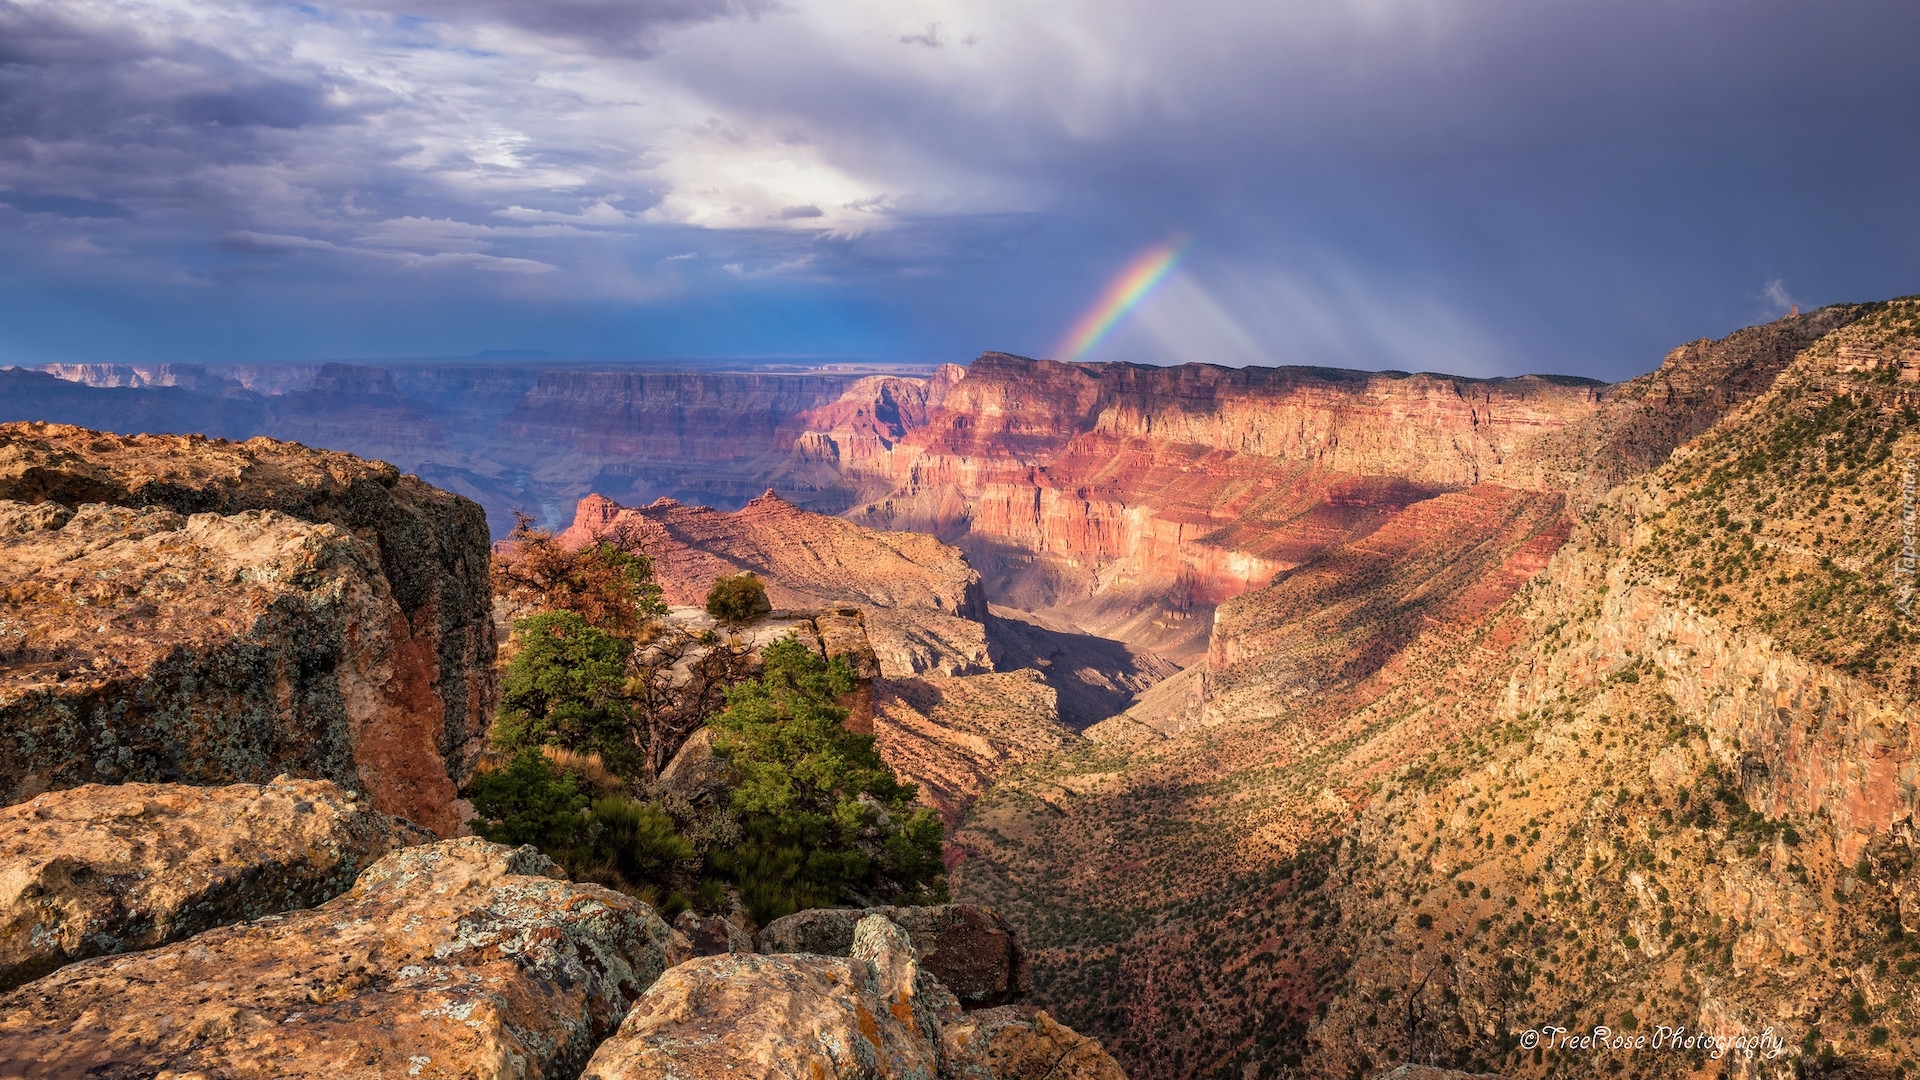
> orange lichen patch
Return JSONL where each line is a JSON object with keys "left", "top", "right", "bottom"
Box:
{"left": 855, "top": 1002, "right": 883, "bottom": 1047}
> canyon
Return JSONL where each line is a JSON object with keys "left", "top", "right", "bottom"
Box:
{"left": 953, "top": 300, "right": 1920, "bottom": 1080}
{"left": 5, "top": 297, "right": 1919, "bottom": 1080}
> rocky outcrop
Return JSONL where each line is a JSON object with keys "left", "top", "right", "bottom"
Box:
{"left": 583, "top": 913, "right": 1111, "bottom": 1080}
{"left": 563, "top": 490, "right": 989, "bottom": 678}
{"left": 0, "top": 837, "right": 673, "bottom": 1079}
{"left": 584, "top": 915, "right": 950, "bottom": 1080}
{"left": 758, "top": 904, "right": 1030, "bottom": 1008}
{"left": 963, "top": 1008, "right": 1130, "bottom": 1080}
{"left": 0, "top": 777, "right": 427, "bottom": 991}
{"left": 0, "top": 423, "right": 494, "bottom": 834}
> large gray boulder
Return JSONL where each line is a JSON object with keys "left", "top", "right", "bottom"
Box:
{"left": 759, "top": 903, "right": 1030, "bottom": 1007}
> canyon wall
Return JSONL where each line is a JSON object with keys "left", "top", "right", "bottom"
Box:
{"left": 950, "top": 301, "right": 1920, "bottom": 1080}
{"left": 7, "top": 349, "right": 1612, "bottom": 666}
{"left": 793, "top": 355, "right": 1606, "bottom": 661}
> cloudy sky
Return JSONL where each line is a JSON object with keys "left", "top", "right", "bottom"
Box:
{"left": 0, "top": 0, "right": 1915, "bottom": 379}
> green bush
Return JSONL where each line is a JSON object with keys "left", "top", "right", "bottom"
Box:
{"left": 467, "top": 749, "right": 589, "bottom": 852}
{"left": 706, "top": 635, "right": 946, "bottom": 921}
{"left": 491, "top": 611, "right": 640, "bottom": 775}
{"left": 706, "top": 572, "right": 771, "bottom": 624}
{"left": 468, "top": 750, "right": 693, "bottom": 908}
{"left": 586, "top": 795, "right": 696, "bottom": 885}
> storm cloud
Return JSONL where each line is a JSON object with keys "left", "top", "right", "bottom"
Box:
{"left": 0, "top": 0, "right": 1915, "bottom": 378}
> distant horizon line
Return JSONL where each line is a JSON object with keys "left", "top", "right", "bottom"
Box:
{"left": 10, "top": 352, "right": 1621, "bottom": 388}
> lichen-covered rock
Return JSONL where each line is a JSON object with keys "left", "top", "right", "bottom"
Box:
{"left": 963, "top": 1007, "right": 1129, "bottom": 1080}
{"left": 0, "top": 837, "right": 671, "bottom": 1079}
{"left": 0, "top": 777, "right": 428, "bottom": 991}
{"left": 582, "top": 914, "right": 946, "bottom": 1080}
{"left": 655, "top": 728, "right": 737, "bottom": 808}
{"left": 672, "top": 909, "right": 755, "bottom": 957}
{"left": 758, "top": 904, "right": 1030, "bottom": 1007}
{"left": 0, "top": 423, "right": 496, "bottom": 834}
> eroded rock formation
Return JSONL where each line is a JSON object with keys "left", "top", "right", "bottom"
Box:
{"left": 0, "top": 837, "right": 673, "bottom": 1079}
{"left": 0, "top": 777, "right": 427, "bottom": 990}
{"left": 0, "top": 424, "right": 495, "bottom": 834}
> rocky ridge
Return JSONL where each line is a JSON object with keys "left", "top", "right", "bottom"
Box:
{"left": 562, "top": 489, "right": 991, "bottom": 678}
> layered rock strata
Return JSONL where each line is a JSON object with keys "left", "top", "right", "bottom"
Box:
{"left": 0, "top": 777, "right": 427, "bottom": 990}
{"left": 802, "top": 357, "right": 1607, "bottom": 660}
{"left": 0, "top": 423, "right": 494, "bottom": 832}
{"left": 0, "top": 838, "right": 673, "bottom": 1079}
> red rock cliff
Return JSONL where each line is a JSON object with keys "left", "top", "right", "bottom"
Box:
{"left": 792, "top": 354, "right": 1606, "bottom": 659}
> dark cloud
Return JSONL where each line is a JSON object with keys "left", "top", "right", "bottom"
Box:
{"left": 175, "top": 81, "right": 337, "bottom": 130}
{"left": 0, "top": 0, "right": 1915, "bottom": 379}
{"left": 0, "top": 192, "right": 130, "bottom": 218}
{"left": 341, "top": 0, "right": 770, "bottom": 53}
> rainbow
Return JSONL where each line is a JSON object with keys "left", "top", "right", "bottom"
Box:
{"left": 1055, "top": 239, "right": 1185, "bottom": 361}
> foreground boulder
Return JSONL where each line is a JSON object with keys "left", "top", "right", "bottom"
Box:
{"left": 0, "top": 777, "right": 427, "bottom": 991}
{"left": 583, "top": 914, "right": 953, "bottom": 1080}
{"left": 0, "top": 423, "right": 495, "bottom": 834}
{"left": 0, "top": 837, "right": 671, "bottom": 1079}
{"left": 964, "top": 1008, "right": 1130, "bottom": 1080}
{"left": 758, "top": 903, "right": 1030, "bottom": 1007}
{"left": 672, "top": 910, "right": 755, "bottom": 958}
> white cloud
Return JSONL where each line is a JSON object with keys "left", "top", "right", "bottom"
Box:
{"left": 1761, "top": 278, "right": 1798, "bottom": 314}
